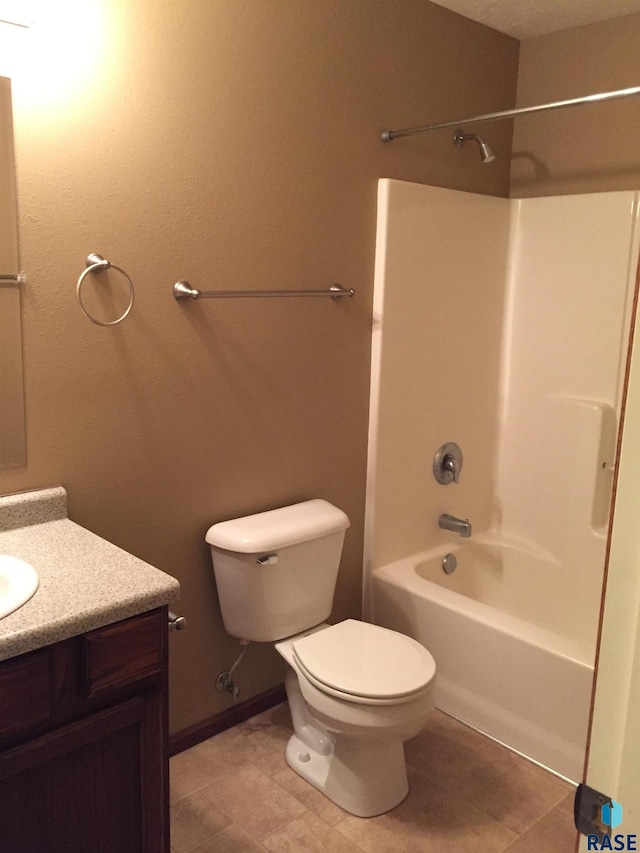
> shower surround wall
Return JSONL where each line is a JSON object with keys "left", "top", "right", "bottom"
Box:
{"left": 366, "top": 179, "right": 640, "bottom": 777}
{"left": 497, "top": 193, "right": 638, "bottom": 647}
{"left": 365, "top": 182, "right": 511, "bottom": 577}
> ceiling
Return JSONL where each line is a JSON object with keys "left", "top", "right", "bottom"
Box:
{"left": 429, "top": 0, "right": 640, "bottom": 39}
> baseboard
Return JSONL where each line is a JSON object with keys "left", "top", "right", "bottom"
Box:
{"left": 169, "top": 684, "right": 287, "bottom": 756}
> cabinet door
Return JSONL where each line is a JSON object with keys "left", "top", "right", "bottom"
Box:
{"left": 0, "top": 694, "right": 167, "bottom": 853}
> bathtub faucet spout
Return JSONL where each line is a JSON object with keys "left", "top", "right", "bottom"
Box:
{"left": 439, "top": 514, "right": 472, "bottom": 538}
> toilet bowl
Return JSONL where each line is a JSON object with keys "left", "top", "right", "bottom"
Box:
{"left": 276, "top": 619, "right": 436, "bottom": 816}
{"left": 205, "top": 499, "right": 437, "bottom": 817}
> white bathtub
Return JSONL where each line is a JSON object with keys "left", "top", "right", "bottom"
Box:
{"left": 370, "top": 537, "right": 596, "bottom": 782}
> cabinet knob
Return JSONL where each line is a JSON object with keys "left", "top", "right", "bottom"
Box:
{"left": 168, "top": 611, "right": 187, "bottom": 631}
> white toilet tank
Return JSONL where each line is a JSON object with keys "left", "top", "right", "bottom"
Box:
{"left": 205, "top": 499, "right": 350, "bottom": 642}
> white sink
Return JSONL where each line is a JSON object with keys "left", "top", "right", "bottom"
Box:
{"left": 0, "top": 554, "right": 39, "bottom": 619}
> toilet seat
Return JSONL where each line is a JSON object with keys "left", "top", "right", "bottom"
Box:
{"left": 292, "top": 620, "right": 436, "bottom": 706}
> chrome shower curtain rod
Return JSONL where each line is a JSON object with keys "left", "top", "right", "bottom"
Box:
{"left": 381, "top": 85, "right": 640, "bottom": 142}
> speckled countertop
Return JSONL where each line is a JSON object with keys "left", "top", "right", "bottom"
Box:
{"left": 0, "top": 486, "right": 180, "bottom": 661}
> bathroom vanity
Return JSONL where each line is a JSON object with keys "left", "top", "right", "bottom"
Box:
{"left": 0, "top": 487, "right": 180, "bottom": 853}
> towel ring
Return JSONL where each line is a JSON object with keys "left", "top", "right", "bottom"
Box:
{"left": 76, "top": 253, "right": 135, "bottom": 326}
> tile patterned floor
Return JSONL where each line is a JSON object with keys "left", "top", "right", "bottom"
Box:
{"left": 170, "top": 704, "right": 578, "bottom": 852}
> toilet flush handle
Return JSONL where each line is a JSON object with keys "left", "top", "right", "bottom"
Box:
{"left": 257, "top": 553, "right": 279, "bottom": 565}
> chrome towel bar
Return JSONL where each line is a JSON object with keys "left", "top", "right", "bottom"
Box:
{"left": 0, "top": 272, "right": 25, "bottom": 285}
{"left": 173, "top": 280, "right": 355, "bottom": 301}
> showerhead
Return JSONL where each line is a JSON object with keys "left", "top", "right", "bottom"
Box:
{"left": 453, "top": 129, "right": 496, "bottom": 164}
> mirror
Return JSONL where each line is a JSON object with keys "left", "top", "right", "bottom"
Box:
{"left": 0, "top": 75, "right": 25, "bottom": 468}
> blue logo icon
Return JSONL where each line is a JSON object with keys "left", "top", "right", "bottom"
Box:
{"left": 588, "top": 799, "right": 636, "bottom": 850}
{"left": 602, "top": 801, "right": 623, "bottom": 830}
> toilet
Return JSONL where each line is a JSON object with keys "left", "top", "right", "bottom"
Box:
{"left": 205, "top": 499, "right": 436, "bottom": 817}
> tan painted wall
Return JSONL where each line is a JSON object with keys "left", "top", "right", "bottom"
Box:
{"left": 511, "top": 12, "right": 640, "bottom": 197}
{"left": 1, "top": 0, "right": 518, "bottom": 734}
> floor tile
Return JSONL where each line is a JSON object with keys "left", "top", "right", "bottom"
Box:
{"left": 171, "top": 786, "right": 233, "bottom": 853}
{"left": 192, "top": 823, "right": 268, "bottom": 852}
{"left": 263, "top": 811, "right": 360, "bottom": 852}
{"left": 213, "top": 709, "right": 292, "bottom": 776}
{"left": 557, "top": 792, "right": 576, "bottom": 817}
{"left": 504, "top": 799, "right": 578, "bottom": 852}
{"left": 171, "top": 705, "right": 580, "bottom": 853}
{"left": 261, "top": 701, "right": 294, "bottom": 733}
{"left": 467, "top": 758, "right": 574, "bottom": 835}
{"left": 272, "top": 765, "right": 348, "bottom": 826}
{"left": 203, "top": 763, "right": 307, "bottom": 840}
{"left": 170, "top": 734, "right": 254, "bottom": 803}
{"left": 335, "top": 767, "right": 518, "bottom": 853}
{"left": 404, "top": 710, "right": 522, "bottom": 799}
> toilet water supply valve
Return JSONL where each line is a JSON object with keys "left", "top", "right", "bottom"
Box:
{"left": 216, "top": 639, "right": 250, "bottom": 701}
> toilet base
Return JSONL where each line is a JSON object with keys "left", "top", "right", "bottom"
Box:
{"left": 285, "top": 731, "right": 409, "bottom": 817}
{"left": 280, "top": 642, "right": 429, "bottom": 818}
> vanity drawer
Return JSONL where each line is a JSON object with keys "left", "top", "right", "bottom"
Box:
{"left": 81, "top": 610, "right": 164, "bottom": 698}
{"left": 0, "top": 648, "right": 52, "bottom": 736}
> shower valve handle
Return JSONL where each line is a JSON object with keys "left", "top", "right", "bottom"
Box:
{"left": 442, "top": 454, "right": 460, "bottom": 484}
{"left": 433, "top": 442, "right": 463, "bottom": 485}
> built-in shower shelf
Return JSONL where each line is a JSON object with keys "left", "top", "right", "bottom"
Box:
{"left": 551, "top": 396, "right": 617, "bottom": 533}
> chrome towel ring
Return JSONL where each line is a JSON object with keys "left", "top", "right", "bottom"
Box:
{"left": 76, "top": 253, "right": 135, "bottom": 326}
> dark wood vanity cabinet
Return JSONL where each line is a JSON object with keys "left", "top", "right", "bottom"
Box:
{"left": 0, "top": 608, "right": 169, "bottom": 853}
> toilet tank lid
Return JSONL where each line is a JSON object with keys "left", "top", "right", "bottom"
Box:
{"left": 205, "top": 499, "right": 350, "bottom": 553}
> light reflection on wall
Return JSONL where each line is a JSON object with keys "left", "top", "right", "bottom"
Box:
{"left": 0, "top": 1, "right": 110, "bottom": 117}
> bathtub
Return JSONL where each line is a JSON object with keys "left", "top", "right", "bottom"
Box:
{"left": 370, "top": 536, "right": 597, "bottom": 782}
